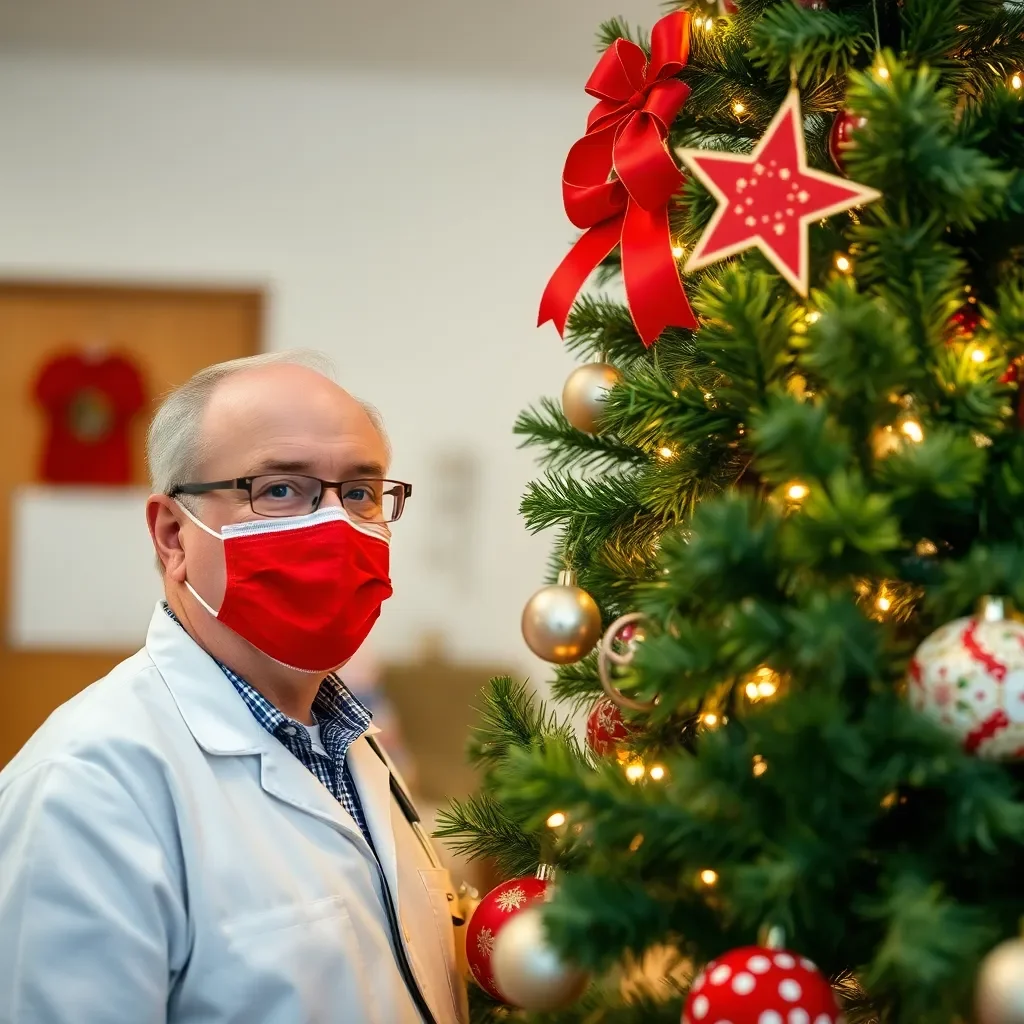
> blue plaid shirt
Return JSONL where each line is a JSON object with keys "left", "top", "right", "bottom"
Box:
{"left": 163, "top": 605, "right": 373, "bottom": 843}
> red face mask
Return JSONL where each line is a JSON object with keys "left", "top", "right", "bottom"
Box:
{"left": 179, "top": 504, "right": 393, "bottom": 672}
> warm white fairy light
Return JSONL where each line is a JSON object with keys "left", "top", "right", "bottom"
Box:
{"left": 648, "top": 764, "right": 667, "bottom": 781}
{"left": 1011, "top": 72, "right": 1022, "bottom": 90}
{"left": 745, "top": 666, "right": 781, "bottom": 702}
{"left": 875, "top": 590, "right": 892, "bottom": 613}
{"left": 701, "top": 712, "right": 719, "bottom": 728}
{"left": 805, "top": 310, "right": 821, "bottom": 324}
{"left": 625, "top": 762, "right": 646, "bottom": 782}
{"left": 671, "top": 244, "right": 685, "bottom": 259}
{"left": 969, "top": 345, "right": 987, "bottom": 363}
{"left": 900, "top": 418, "right": 924, "bottom": 443}
{"left": 546, "top": 811, "right": 567, "bottom": 829}
{"left": 786, "top": 481, "right": 810, "bottom": 502}
{"left": 658, "top": 445, "right": 677, "bottom": 460}
{"left": 700, "top": 869, "right": 719, "bottom": 886}
{"left": 835, "top": 254, "right": 852, "bottom": 273}
{"left": 752, "top": 754, "right": 768, "bottom": 777}
{"left": 732, "top": 100, "right": 746, "bottom": 115}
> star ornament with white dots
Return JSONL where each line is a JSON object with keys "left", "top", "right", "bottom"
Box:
{"left": 678, "top": 89, "right": 881, "bottom": 296}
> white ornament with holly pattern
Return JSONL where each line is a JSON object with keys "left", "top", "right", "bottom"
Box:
{"left": 909, "top": 597, "right": 1024, "bottom": 760}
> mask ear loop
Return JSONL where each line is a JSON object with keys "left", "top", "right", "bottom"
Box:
{"left": 174, "top": 500, "right": 223, "bottom": 617}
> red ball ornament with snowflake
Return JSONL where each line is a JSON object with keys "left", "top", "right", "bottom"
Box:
{"left": 683, "top": 946, "right": 843, "bottom": 1024}
{"left": 586, "top": 698, "right": 632, "bottom": 757}
{"left": 908, "top": 597, "right": 1024, "bottom": 760}
{"left": 465, "top": 873, "right": 549, "bottom": 999}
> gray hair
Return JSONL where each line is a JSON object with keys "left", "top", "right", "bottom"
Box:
{"left": 147, "top": 349, "right": 390, "bottom": 502}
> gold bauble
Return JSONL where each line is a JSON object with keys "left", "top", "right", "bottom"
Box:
{"left": 491, "top": 905, "right": 589, "bottom": 1011}
{"left": 521, "top": 570, "right": 602, "bottom": 664}
{"left": 561, "top": 362, "right": 622, "bottom": 434}
{"left": 977, "top": 939, "right": 1024, "bottom": 1024}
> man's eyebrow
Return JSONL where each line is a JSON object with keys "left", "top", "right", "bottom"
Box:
{"left": 251, "top": 458, "right": 316, "bottom": 475}
{"left": 250, "top": 459, "right": 388, "bottom": 479}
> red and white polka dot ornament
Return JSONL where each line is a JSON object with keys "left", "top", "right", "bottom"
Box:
{"left": 465, "top": 871, "right": 550, "bottom": 1000}
{"left": 683, "top": 946, "right": 843, "bottom": 1024}
{"left": 908, "top": 596, "right": 1024, "bottom": 760}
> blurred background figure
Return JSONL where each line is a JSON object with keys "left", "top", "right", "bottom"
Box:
{"left": 0, "top": 0, "right": 652, "bottom": 890}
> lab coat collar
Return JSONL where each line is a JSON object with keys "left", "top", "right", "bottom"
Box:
{"left": 145, "top": 602, "right": 382, "bottom": 756}
{"left": 146, "top": 603, "right": 376, "bottom": 845}
{"left": 146, "top": 603, "right": 265, "bottom": 756}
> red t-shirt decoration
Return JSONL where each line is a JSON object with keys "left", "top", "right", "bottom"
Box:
{"left": 34, "top": 349, "right": 146, "bottom": 485}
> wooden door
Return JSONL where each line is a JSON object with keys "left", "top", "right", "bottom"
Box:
{"left": 0, "top": 281, "right": 262, "bottom": 765}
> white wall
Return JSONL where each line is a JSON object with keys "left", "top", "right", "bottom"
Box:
{"left": 0, "top": 54, "right": 588, "bottom": 679}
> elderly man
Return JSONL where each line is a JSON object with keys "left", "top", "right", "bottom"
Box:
{"left": 0, "top": 352, "right": 465, "bottom": 1024}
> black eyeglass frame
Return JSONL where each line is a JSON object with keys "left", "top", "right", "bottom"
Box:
{"left": 169, "top": 476, "right": 413, "bottom": 522}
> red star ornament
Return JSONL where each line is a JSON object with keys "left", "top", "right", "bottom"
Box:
{"left": 678, "top": 89, "right": 881, "bottom": 295}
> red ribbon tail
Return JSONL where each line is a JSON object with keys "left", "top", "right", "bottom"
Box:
{"left": 538, "top": 216, "right": 624, "bottom": 336}
{"left": 621, "top": 202, "right": 697, "bottom": 346}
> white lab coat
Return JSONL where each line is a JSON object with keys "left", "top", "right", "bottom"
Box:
{"left": 0, "top": 605, "right": 467, "bottom": 1024}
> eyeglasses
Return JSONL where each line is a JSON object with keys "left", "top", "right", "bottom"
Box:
{"left": 170, "top": 475, "right": 412, "bottom": 523}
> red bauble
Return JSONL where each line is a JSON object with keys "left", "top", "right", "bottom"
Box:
{"left": 948, "top": 302, "right": 981, "bottom": 338}
{"left": 466, "top": 875, "right": 549, "bottom": 1000}
{"left": 682, "top": 946, "right": 842, "bottom": 1024}
{"left": 586, "top": 698, "right": 631, "bottom": 757}
{"left": 828, "top": 110, "right": 867, "bottom": 173}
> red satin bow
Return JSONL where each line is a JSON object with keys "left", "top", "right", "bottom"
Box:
{"left": 538, "top": 11, "right": 698, "bottom": 347}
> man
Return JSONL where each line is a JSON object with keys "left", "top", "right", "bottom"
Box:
{"left": 0, "top": 351, "right": 466, "bottom": 1024}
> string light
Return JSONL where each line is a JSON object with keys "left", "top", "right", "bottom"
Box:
{"left": 700, "top": 869, "right": 719, "bottom": 886}
{"left": 835, "top": 254, "right": 852, "bottom": 273}
{"left": 648, "top": 764, "right": 667, "bottom": 781}
{"left": 658, "top": 445, "right": 677, "bottom": 460}
{"left": 969, "top": 345, "right": 987, "bottom": 363}
{"left": 546, "top": 811, "right": 567, "bottom": 829}
{"left": 805, "top": 310, "right": 821, "bottom": 324}
{"left": 874, "top": 62, "right": 890, "bottom": 80}
{"left": 785, "top": 481, "right": 810, "bottom": 503}
{"left": 625, "top": 762, "right": 646, "bottom": 782}
{"left": 745, "top": 666, "right": 781, "bottom": 702}
{"left": 1012, "top": 72, "right": 1022, "bottom": 90}
{"left": 700, "top": 15, "right": 715, "bottom": 31}
{"left": 900, "top": 418, "right": 924, "bottom": 443}
{"left": 629, "top": 833, "right": 645, "bottom": 852}
{"left": 671, "top": 244, "right": 685, "bottom": 259}
{"left": 700, "top": 712, "right": 719, "bottom": 728}
{"left": 752, "top": 754, "right": 768, "bottom": 777}
{"left": 875, "top": 589, "right": 892, "bottom": 613}
{"left": 732, "top": 100, "right": 746, "bottom": 115}
{"left": 916, "top": 539, "right": 938, "bottom": 556}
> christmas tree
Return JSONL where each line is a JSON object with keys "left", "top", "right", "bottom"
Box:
{"left": 437, "top": 0, "right": 1024, "bottom": 1019}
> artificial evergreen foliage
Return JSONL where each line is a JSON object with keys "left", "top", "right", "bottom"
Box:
{"left": 437, "top": 0, "right": 1024, "bottom": 1018}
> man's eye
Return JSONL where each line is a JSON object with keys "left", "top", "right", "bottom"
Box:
{"left": 345, "top": 488, "right": 368, "bottom": 502}
{"left": 269, "top": 483, "right": 294, "bottom": 499}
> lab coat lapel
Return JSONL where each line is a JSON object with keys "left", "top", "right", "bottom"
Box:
{"left": 148, "top": 603, "right": 368, "bottom": 848}
{"left": 347, "top": 728, "right": 400, "bottom": 896}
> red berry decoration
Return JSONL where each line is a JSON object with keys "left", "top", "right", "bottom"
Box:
{"left": 466, "top": 874, "right": 549, "bottom": 1000}
{"left": 682, "top": 946, "right": 842, "bottom": 1024}
{"left": 828, "top": 110, "right": 867, "bottom": 172}
{"left": 586, "top": 698, "right": 631, "bottom": 757}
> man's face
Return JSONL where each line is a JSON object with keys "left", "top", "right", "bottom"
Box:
{"left": 155, "top": 363, "right": 390, "bottom": 612}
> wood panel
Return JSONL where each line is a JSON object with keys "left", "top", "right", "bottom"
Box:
{"left": 0, "top": 280, "right": 262, "bottom": 765}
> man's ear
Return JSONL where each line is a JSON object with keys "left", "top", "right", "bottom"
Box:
{"left": 147, "top": 495, "right": 187, "bottom": 581}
